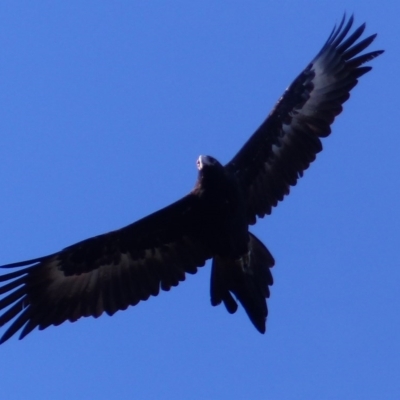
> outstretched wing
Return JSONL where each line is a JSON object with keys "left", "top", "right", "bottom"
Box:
{"left": 225, "top": 15, "right": 383, "bottom": 224}
{"left": 0, "top": 194, "right": 212, "bottom": 344}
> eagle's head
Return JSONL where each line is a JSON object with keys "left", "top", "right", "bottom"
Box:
{"left": 194, "top": 155, "right": 226, "bottom": 191}
{"left": 196, "top": 155, "right": 221, "bottom": 171}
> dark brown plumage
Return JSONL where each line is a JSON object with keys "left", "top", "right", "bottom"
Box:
{"left": 0, "top": 15, "right": 383, "bottom": 343}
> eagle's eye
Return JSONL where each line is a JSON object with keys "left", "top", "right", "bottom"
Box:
{"left": 196, "top": 156, "right": 203, "bottom": 170}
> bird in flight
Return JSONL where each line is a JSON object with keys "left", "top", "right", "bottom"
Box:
{"left": 0, "top": 15, "right": 382, "bottom": 344}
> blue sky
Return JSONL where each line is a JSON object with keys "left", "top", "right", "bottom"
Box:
{"left": 0, "top": 1, "right": 398, "bottom": 399}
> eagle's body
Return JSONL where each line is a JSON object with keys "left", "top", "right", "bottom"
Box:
{"left": 193, "top": 156, "right": 248, "bottom": 258}
{"left": 0, "top": 16, "right": 382, "bottom": 343}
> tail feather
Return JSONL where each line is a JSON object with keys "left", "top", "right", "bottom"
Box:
{"left": 210, "top": 233, "right": 274, "bottom": 333}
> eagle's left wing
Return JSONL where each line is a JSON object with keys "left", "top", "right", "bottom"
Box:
{"left": 225, "top": 16, "right": 383, "bottom": 224}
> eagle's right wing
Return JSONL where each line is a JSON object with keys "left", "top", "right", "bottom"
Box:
{"left": 0, "top": 194, "right": 212, "bottom": 343}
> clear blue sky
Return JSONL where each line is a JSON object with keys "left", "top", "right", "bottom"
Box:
{"left": 0, "top": 1, "right": 397, "bottom": 399}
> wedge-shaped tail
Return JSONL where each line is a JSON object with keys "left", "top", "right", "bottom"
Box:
{"left": 210, "top": 233, "right": 274, "bottom": 333}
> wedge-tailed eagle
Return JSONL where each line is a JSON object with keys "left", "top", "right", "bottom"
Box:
{"left": 0, "top": 16, "right": 383, "bottom": 343}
